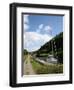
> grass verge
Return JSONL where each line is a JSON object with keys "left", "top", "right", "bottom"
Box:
{"left": 31, "top": 59, "right": 63, "bottom": 74}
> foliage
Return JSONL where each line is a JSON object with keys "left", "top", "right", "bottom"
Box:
{"left": 23, "top": 49, "right": 28, "bottom": 55}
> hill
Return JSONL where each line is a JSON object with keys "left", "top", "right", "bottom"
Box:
{"left": 33, "top": 32, "right": 63, "bottom": 63}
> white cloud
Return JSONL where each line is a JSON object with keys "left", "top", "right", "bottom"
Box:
{"left": 39, "top": 24, "right": 43, "bottom": 29}
{"left": 44, "top": 25, "right": 51, "bottom": 31}
{"left": 36, "top": 24, "right": 52, "bottom": 35}
{"left": 23, "top": 15, "right": 29, "bottom": 31}
{"left": 36, "top": 24, "right": 43, "bottom": 33}
{"left": 24, "top": 24, "right": 29, "bottom": 31}
{"left": 23, "top": 16, "right": 52, "bottom": 52}
{"left": 23, "top": 15, "right": 29, "bottom": 24}
{"left": 24, "top": 32, "right": 52, "bottom": 52}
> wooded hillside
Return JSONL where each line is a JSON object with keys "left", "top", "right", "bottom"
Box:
{"left": 33, "top": 32, "right": 63, "bottom": 63}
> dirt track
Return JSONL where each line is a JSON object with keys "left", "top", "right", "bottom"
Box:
{"left": 23, "top": 54, "right": 35, "bottom": 75}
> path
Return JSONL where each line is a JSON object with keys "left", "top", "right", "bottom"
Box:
{"left": 23, "top": 54, "right": 35, "bottom": 75}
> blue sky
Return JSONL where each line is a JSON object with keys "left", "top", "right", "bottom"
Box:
{"left": 23, "top": 14, "right": 63, "bottom": 52}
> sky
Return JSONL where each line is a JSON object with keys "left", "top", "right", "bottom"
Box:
{"left": 23, "top": 14, "right": 63, "bottom": 52}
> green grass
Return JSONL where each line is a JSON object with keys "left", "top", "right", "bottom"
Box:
{"left": 31, "top": 60, "right": 63, "bottom": 74}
